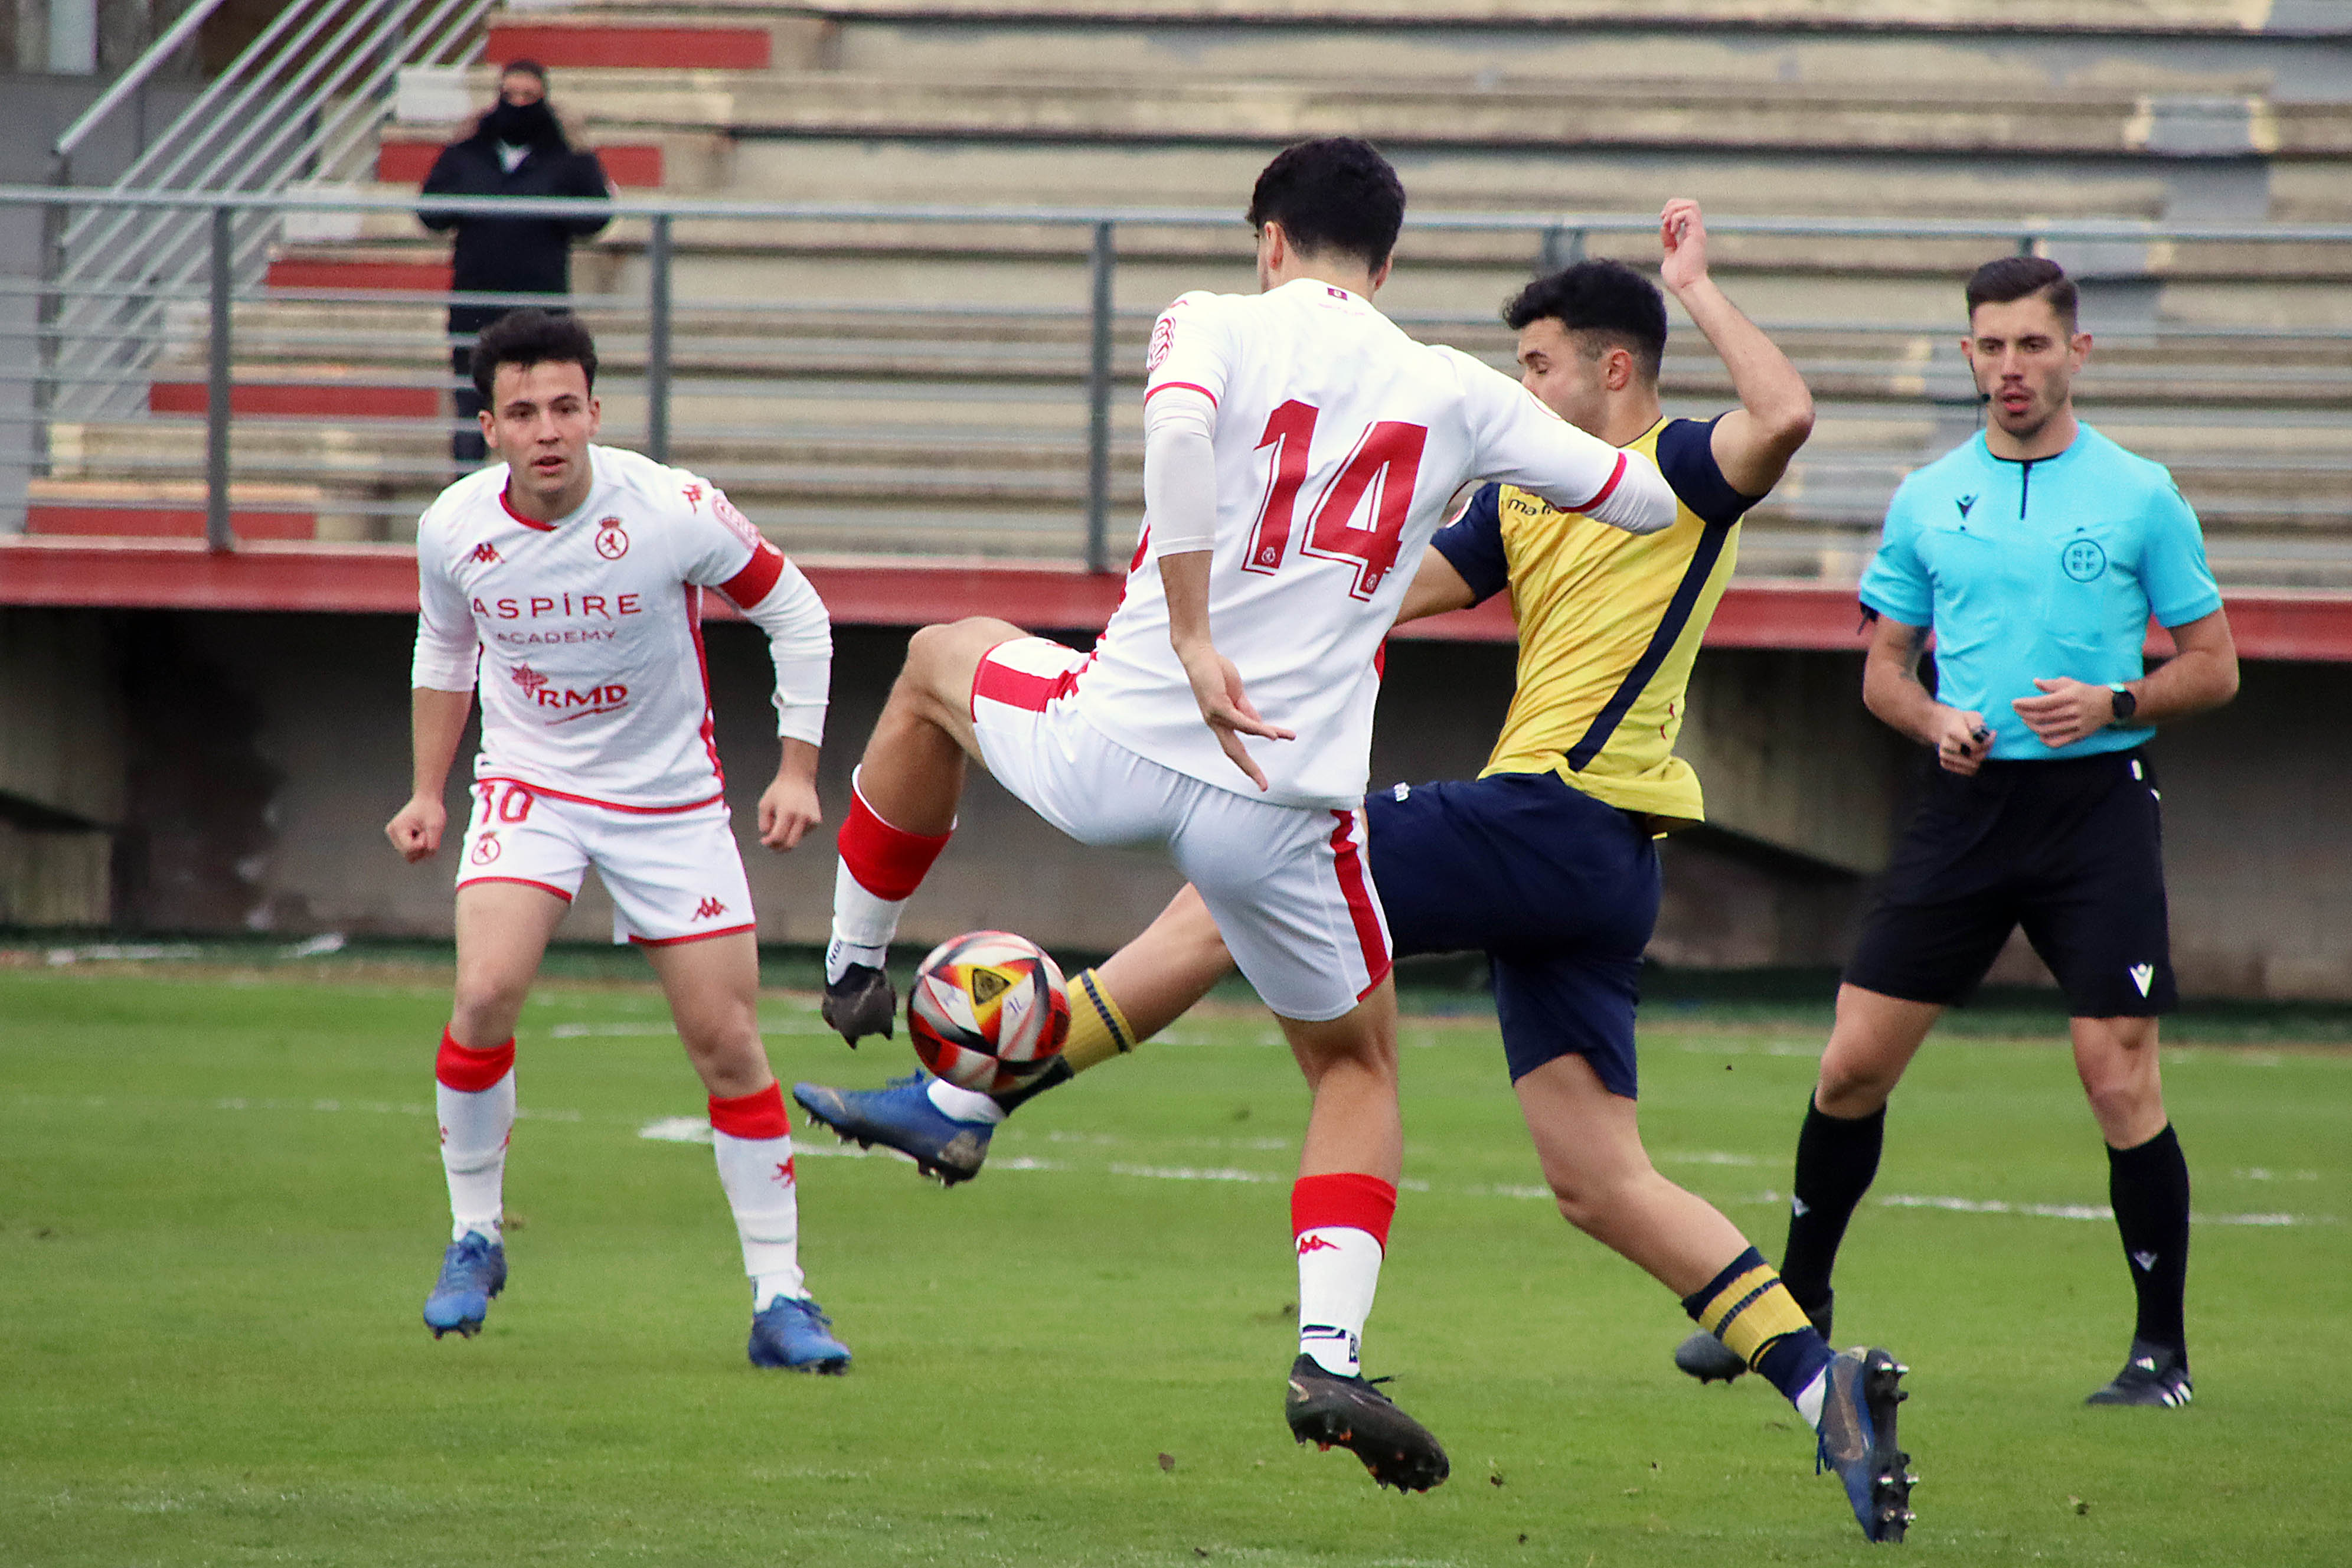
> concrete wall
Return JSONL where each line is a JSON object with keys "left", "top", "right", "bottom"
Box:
{"left": 2, "top": 605, "right": 2346, "bottom": 998}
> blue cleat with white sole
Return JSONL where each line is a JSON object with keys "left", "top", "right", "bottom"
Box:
{"left": 749, "top": 1296, "right": 851, "bottom": 1373}
{"left": 423, "top": 1231, "right": 507, "bottom": 1339}
{"left": 793, "top": 1072, "right": 994, "bottom": 1185}
{"left": 1815, "top": 1347, "right": 1915, "bottom": 1543}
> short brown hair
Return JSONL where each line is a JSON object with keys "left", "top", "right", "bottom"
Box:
{"left": 472, "top": 308, "right": 596, "bottom": 402}
{"left": 1965, "top": 256, "right": 2077, "bottom": 332}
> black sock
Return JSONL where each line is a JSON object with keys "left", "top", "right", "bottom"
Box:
{"left": 1781, "top": 1093, "right": 1885, "bottom": 1310}
{"left": 2107, "top": 1123, "right": 2190, "bottom": 1356}
{"left": 988, "top": 1054, "right": 1073, "bottom": 1116}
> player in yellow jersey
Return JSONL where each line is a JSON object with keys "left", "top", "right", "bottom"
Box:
{"left": 799, "top": 201, "right": 1917, "bottom": 1541}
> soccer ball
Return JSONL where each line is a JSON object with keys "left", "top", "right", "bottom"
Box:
{"left": 908, "top": 930, "right": 1071, "bottom": 1095}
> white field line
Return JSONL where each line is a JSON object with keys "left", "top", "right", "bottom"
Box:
{"left": 1, "top": 1092, "right": 2331, "bottom": 1224}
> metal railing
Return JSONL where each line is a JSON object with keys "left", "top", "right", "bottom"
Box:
{"left": 44, "top": 0, "right": 491, "bottom": 422}
{"left": 5, "top": 184, "right": 2351, "bottom": 583}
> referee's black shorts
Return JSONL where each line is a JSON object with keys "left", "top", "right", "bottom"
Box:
{"left": 1844, "top": 747, "right": 2177, "bottom": 1017}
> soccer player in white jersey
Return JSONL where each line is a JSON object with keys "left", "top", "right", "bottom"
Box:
{"left": 384, "top": 310, "right": 851, "bottom": 1371}
{"left": 814, "top": 139, "right": 1676, "bottom": 1487}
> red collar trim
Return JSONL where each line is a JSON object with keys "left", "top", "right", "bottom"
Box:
{"left": 499, "top": 484, "right": 561, "bottom": 532}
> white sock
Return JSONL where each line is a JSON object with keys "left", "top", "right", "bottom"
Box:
{"left": 1296, "top": 1226, "right": 1383, "bottom": 1377}
{"left": 1796, "top": 1367, "right": 1830, "bottom": 1428}
{"left": 713, "top": 1128, "right": 805, "bottom": 1308}
{"left": 926, "top": 1078, "right": 1007, "bottom": 1125}
{"left": 437, "top": 1070, "right": 514, "bottom": 1243}
{"left": 829, "top": 861, "right": 905, "bottom": 982}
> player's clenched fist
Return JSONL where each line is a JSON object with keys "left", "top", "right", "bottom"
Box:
{"left": 386, "top": 794, "right": 447, "bottom": 862}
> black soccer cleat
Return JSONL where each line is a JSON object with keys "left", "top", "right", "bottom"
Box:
{"left": 821, "top": 962, "right": 896, "bottom": 1046}
{"left": 1284, "top": 1354, "right": 1450, "bottom": 1494}
{"left": 1815, "top": 1347, "right": 1913, "bottom": 1544}
{"left": 2085, "top": 1338, "right": 2193, "bottom": 1407}
{"left": 1674, "top": 1291, "right": 1833, "bottom": 1385}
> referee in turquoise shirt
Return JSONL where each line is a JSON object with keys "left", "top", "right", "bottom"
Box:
{"left": 1683, "top": 257, "right": 2239, "bottom": 1407}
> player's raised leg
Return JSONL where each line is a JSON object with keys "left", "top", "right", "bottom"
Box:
{"left": 424, "top": 879, "right": 569, "bottom": 1338}
{"left": 794, "top": 883, "right": 1236, "bottom": 1180}
{"left": 824, "top": 616, "right": 1027, "bottom": 1043}
{"left": 645, "top": 929, "right": 849, "bottom": 1373}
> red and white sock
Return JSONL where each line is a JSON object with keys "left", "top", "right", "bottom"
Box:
{"left": 711, "top": 1083, "right": 805, "bottom": 1308}
{"left": 435, "top": 1028, "right": 515, "bottom": 1243}
{"left": 1292, "top": 1171, "right": 1397, "bottom": 1377}
{"left": 827, "top": 770, "right": 951, "bottom": 983}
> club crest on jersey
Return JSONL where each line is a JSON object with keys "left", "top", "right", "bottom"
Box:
{"left": 469, "top": 832, "right": 501, "bottom": 864}
{"left": 471, "top": 541, "right": 501, "bottom": 564}
{"left": 594, "top": 516, "right": 629, "bottom": 559}
{"left": 2063, "top": 537, "right": 2108, "bottom": 582}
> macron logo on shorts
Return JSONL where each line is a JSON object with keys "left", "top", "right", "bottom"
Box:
{"left": 2129, "top": 963, "right": 2155, "bottom": 997}
{"left": 694, "top": 896, "right": 729, "bottom": 922}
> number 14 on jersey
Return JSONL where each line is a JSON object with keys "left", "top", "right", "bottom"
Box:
{"left": 1246, "top": 399, "right": 1428, "bottom": 600}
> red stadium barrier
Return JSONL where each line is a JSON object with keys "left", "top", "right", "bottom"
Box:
{"left": 484, "top": 25, "right": 772, "bottom": 70}
{"left": 148, "top": 383, "right": 439, "bottom": 419}
{"left": 4, "top": 541, "right": 2347, "bottom": 662}
{"left": 264, "top": 259, "right": 455, "bottom": 293}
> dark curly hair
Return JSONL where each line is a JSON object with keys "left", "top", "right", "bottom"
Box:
{"left": 471, "top": 308, "right": 597, "bottom": 403}
{"left": 1502, "top": 259, "right": 1668, "bottom": 381}
{"left": 1245, "top": 137, "right": 1407, "bottom": 272}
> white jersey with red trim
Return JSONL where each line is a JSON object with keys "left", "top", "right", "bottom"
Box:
{"left": 1076, "top": 277, "right": 1670, "bottom": 809}
{"left": 411, "top": 445, "right": 793, "bottom": 811}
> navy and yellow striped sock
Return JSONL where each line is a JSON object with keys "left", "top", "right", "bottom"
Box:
{"left": 1681, "top": 1246, "right": 1836, "bottom": 1407}
{"left": 989, "top": 966, "right": 1134, "bottom": 1114}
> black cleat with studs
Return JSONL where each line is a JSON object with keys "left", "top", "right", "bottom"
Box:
{"left": 2085, "top": 1338, "right": 2193, "bottom": 1407}
{"left": 1283, "top": 1354, "right": 1451, "bottom": 1494}
{"left": 820, "top": 962, "right": 897, "bottom": 1045}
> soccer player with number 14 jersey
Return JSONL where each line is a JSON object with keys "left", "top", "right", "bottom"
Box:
{"left": 385, "top": 310, "right": 852, "bottom": 1371}
{"left": 811, "top": 138, "right": 1676, "bottom": 1489}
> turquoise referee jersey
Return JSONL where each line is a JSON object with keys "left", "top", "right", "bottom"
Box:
{"left": 1859, "top": 424, "right": 2223, "bottom": 762}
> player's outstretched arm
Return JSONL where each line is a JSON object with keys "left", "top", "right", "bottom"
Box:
{"left": 387, "top": 687, "right": 473, "bottom": 861}
{"left": 1161, "top": 550, "right": 1295, "bottom": 792}
{"left": 1657, "top": 198, "right": 1815, "bottom": 499}
{"left": 1861, "top": 615, "right": 1990, "bottom": 775}
{"left": 758, "top": 738, "right": 823, "bottom": 850}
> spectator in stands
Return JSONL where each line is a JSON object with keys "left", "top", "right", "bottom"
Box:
{"left": 419, "top": 60, "right": 612, "bottom": 464}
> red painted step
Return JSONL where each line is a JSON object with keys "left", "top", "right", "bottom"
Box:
{"left": 376, "top": 140, "right": 664, "bottom": 187}
{"left": 149, "top": 383, "right": 440, "bottom": 419}
{"left": 25, "top": 507, "right": 316, "bottom": 541}
{"left": 485, "top": 24, "right": 770, "bottom": 70}
{"left": 265, "top": 258, "right": 454, "bottom": 293}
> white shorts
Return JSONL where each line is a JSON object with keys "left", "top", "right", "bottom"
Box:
{"left": 969, "top": 637, "right": 1391, "bottom": 1021}
{"left": 454, "top": 777, "right": 756, "bottom": 947}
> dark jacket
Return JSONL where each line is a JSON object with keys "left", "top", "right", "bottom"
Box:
{"left": 419, "top": 133, "right": 610, "bottom": 296}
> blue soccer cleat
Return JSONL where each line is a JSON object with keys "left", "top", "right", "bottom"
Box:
{"left": 423, "top": 1231, "right": 507, "bottom": 1339}
{"left": 793, "top": 1072, "right": 994, "bottom": 1185}
{"left": 749, "top": 1295, "right": 851, "bottom": 1374}
{"left": 1815, "top": 1347, "right": 1915, "bottom": 1543}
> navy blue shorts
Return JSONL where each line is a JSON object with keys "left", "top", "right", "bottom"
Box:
{"left": 1364, "top": 770, "right": 1660, "bottom": 1098}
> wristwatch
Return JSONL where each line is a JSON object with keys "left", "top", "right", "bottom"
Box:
{"left": 2108, "top": 683, "right": 2138, "bottom": 723}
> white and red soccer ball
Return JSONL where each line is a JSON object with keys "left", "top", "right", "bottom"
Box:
{"left": 908, "top": 930, "right": 1071, "bottom": 1095}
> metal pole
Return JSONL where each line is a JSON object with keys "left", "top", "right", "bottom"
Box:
{"left": 204, "top": 204, "right": 234, "bottom": 553}
{"left": 1538, "top": 225, "right": 1586, "bottom": 275}
{"left": 1084, "top": 220, "right": 1114, "bottom": 574}
{"left": 2017, "top": 233, "right": 2039, "bottom": 258}
{"left": 646, "top": 213, "right": 672, "bottom": 463}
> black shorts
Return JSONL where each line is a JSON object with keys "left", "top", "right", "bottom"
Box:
{"left": 1365, "top": 770, "right": 1661, "bottom": 1097}
{"left": 1844, "top": 747, "right": 2175, "bottom": 1017}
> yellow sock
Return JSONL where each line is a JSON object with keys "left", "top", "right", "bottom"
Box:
{"left": 1061, "top": 967, "right": 1138, "bottom": 1074}
{"left": 1694, "top": 1260, "right": 1817, "bottom": 1369}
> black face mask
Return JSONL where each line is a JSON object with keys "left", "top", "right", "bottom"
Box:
{"left": 480, "top": 99, "right": 558, "bottom": 149}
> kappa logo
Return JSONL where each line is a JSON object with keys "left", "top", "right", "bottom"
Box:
{"left": 1955, "top": 494, "right": 1977, "bottom": 519}
{"left": 471, "top": 541, "right": 501, "bottom": 564}
{"left": 594, "top": 515, "right": 629, "bottom": 560}
{"left": 693, "top": 896, "right": 729, "bottom": 921}
{"left": 2131, "top": 1251, "right": 2159, "bottom": 1273}
{"left": 775, "top": 1157, "right": 796, "bottom": 1184}
{"left": 1296, "top": 1234, "right": 1340, "bottom": 1255}
{"left": 2129, "top": 962, "right": 2155, "bottom": 997}
{"left": 681, "top": 483, "right": 704, "bottom": 510}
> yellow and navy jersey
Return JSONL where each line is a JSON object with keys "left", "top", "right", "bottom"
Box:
{"left": 1429, "top": 416, "right": 1759, "bottom": 824}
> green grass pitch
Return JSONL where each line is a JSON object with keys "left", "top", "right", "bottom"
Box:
{"left": 2, "top": 959, "right": 2347, "bottom": 1566}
